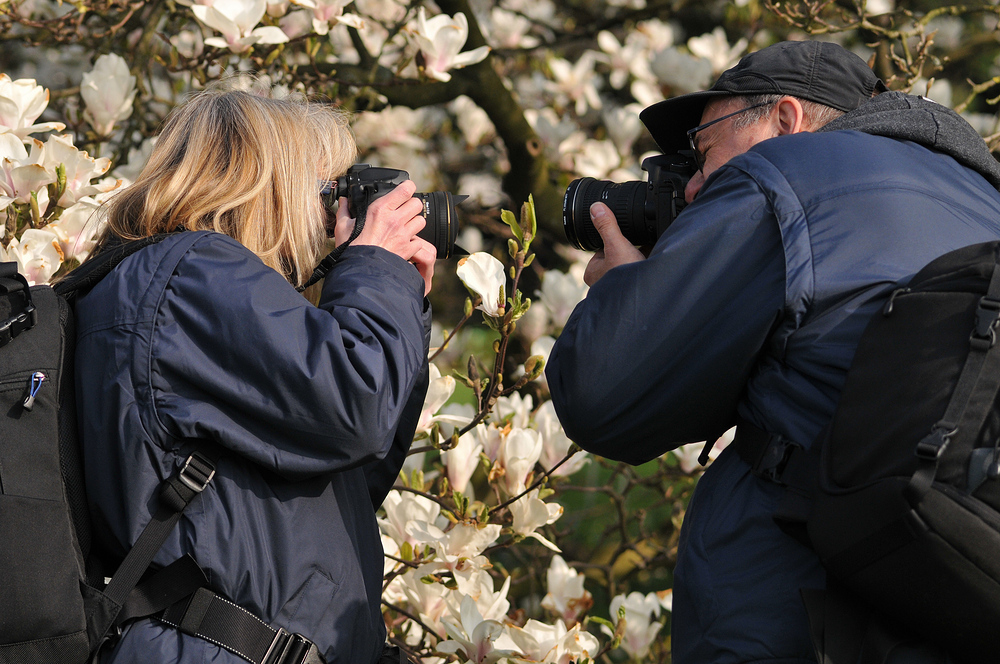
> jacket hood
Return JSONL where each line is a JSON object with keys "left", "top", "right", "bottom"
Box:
{"left": 818, "top": 91, "right": 1000, "bottom": 189}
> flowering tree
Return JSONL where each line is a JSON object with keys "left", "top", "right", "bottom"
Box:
{"left": 2, "top": 0, "right": 999, "bottom": 661}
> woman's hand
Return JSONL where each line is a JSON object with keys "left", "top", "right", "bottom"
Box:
{"left": 334, "top": 179, "right": 435, "bottom": 295}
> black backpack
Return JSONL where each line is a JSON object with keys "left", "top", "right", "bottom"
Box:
{"left": 735, "top": 241, "right": 1000, "bottom": 664}
{"left": 1, "top": 238, "right": 335, "bottom": 664}
{"left": 0, "top": 237, "right": 218, "bottom": 663}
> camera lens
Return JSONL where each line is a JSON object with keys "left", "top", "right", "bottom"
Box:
{"left": 562, "top": 178, "right": 652, "bottom": 251}
{"left": 415, "top": 191, "right": 460, "bottom": 259}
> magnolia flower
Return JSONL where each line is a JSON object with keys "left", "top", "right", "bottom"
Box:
{"left": 407, "top": 521, "right": 502, "bottom": 568}
{"left": 572, "top": 138, "right": 622, "bottom": 180}
{"left": 408, "top": 8, "right": 490, "bottom": 82}
{"left": 457, "top": 252, "right": 505, "bottom": 317}
{"left": 305, "top": 0, "right": 364, "bottom": 36}
{"left": 1, "top": 149, "right": 54, "bottom": 205}
{"left": 417, "top": 363, "right": 469, "bottom": 436}
{"left": 379, "top": 490, "right": 442, "bottom": 548}
{"left": 452, "top": 567, "right": 511, "bottom": 622}
{"left": 492, "top": 392, "right": 533, "bottom": 429}
{"left": 650, "top": 47, "right": 714, "bottom": 95}
{"left": 509, "top": 489, "right": 562, "bottom": 551}
{"left": 456, "top": 173, "right": 503, "bottom": 209}
{"left": 437, "top": 595, "right": 514, "bottom": 664}
{"left": 687, "top": 27, "right": 747, "bottom": 74}
{"left": 451, "top": 95, "right": 495, "bottom": 147}
{"left": 482, "top": 6, "right": 538, "bottom": 49}
{"left": 596, "top": 30, "right": 652, "bottom": 89}
{"left": 534, "top": 401, "right": 588, "bottom": 477}
{"left": 46, "top": 198, "right": 103, "bottom": 263}
{"left": 399, "top": 566, "right": 452, "bottom": 631}
{"left": 547, "top": 52, "right": 602, "bottom": 116}
{"left": 32, "top": 134, "right": 116, "bottom": 207}
{"left": 7, "top": 229, "right": 64, "bottom": 285}
{"left": 537, "top": 269, "right": 588, "bottom": 331}
{"left": 498, "top": 427, "right": 542, "bottom": 495}
{"left": 603, "top": 592, "right": 665, "bottom": 660}
{"left": 472, "top": 422, "right": 504, "bottom": 463}
{"left": 656, "top": 588, "right": 673, "bottom": 613}
{"left": 541, "top": 555, "right": 592, "bottom": 625}
{"left": 192, "top": 0, "right": 289, "bottom": 53}
{"left": 498, "top": 618, "right": 600, "bottom": 664}
{"left": 0, "top": 74, "right": 65, "bottom": 140}
{"left": 603, "top": 104, "right": 645, "bottom": 157}
{"left": 672, "top": 427, "right": 734, "bottom": 474}
{"left": 80, "top": 54, "right": 137, "bottom": 137}
{"left": 443, "top": 432, "right": 484, "bottom": 496}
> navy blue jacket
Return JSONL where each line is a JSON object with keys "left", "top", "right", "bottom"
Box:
{"left": 547, "top": 94, "right": 1000, "bottom": 663}
{"left": 75, "top": 231, "right": 430, "bottom": 664}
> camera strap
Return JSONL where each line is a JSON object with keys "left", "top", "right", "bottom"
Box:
{"left": 296, "top": 193, "right": 370, "bottom": 292}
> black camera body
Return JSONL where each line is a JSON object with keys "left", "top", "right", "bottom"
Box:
{"left": 322, "top": 164, "right": 462, "bottom": 259}
{"left": 562, "top": 152, "right": 696, "bottom": 251}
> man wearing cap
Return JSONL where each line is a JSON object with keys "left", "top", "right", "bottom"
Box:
{"left": 546, "top": 40, "right": 1000, "bottom": 662}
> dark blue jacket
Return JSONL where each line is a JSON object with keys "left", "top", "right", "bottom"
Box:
{"left": 547, "top": 94, "right": 1000, "bottom": 663}
{"left": 75, "top": 231, "right": 430, "bottom": 664}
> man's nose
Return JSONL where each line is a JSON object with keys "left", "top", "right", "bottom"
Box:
{"left": 684, "top": 171, "right": 705, "bottom": 204}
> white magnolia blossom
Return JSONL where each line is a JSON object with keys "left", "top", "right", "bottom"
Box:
{"left": 572, "top": 138, "right": 622, "bottom": 180}
{"left": 534, "top": 401, "right": 588, "bottom": 477}
{"left": 451, "top": 95, "right": 495, "bottom": 147}
{"left": 46, "top": 198, "right": 103, "bottom": 263}
{"left": 509, "top": 488, "right": 562, "bottom": 551}
{"left": 192, "top": 0, "right": 289, "bottom": 53}
{"left": 437, "top": 595, "right": 514, "bottom": 664}
{"left": 541, "top": 555, "right": 592, "bottom": 625}
{"left": 378, "top": 490, "right": 443, "bottom": 548}
{"left": 671, "top": 427, "right": 734, "bottom": 474}
{"left": 6, "top": 228, "right": 63, "bottom": 285}
{"left": 472, "top": 422, "right": 504, "bottom": 463}
{"left": 399, "top": 566, "right": 452, "bottom": 632}
{"left": 417, "top": 363, "right": 470, "bottom": 437}
{"left": 304, "top": 0, "right": 365, "bottom": 36}
{"left": 443, "top": 430, "right": 484, "bottom": 496}
{"left": 0, "top": 74, "right": 65, "bottom": 140}
{"left": 1, "top": 146, "right": 54, "bottom": 205}
{"left": 603, "top": 104, "right": 645, "bottom": 157}
{"left": 498, "top": 427, "right": 542, "bottom": 495}
{"left": 603, "top": 591, "right": 665, "bottom": 660}
{"left": 408, "top": 8, "right": 491, "bottom": 82}
{"left": 596, "top": 30, "right": 653, "bottom": 89}
{"left": 687, "top": 27, "right": 747, "bottom": 74}
{"left": 34, "top": 134, "right": 117, "bottom": 207}
{"left": 547, "top": 52, "right": 602, "bottom": 116}
{"left": 537, "top": 268, "right": 588, "bottom": 331}
{"left": 457, "top": 252, "right": 506, "bottom": 317}
{"left": 80, "top": 54, "right": 137, "bottom": 137}
{"left": 498, "top": 618, "right": 600, "bottom": 664}
{"left": 407, "top": 521, "right": 502, "bottom": 568}
{"left": 482, "top": 6, "right": 539, "bottom": 49}
{"left": 650, "top": 46, "right": 715, "bottom": 95}
{"left": 492, "top": 392, "right": 533, "bottom": 429}
{"left": 451, "top": 566, "right": 511, "bottom": 623}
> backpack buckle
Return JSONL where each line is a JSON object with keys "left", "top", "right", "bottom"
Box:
{"left": 179, "top": 452, "right": 216, "bottom": 493}
{"left": 0, "top": 304, "right": 36, "bottom": 348}
{"left": 915, "top": 427, "right": 953, "bottom": 461}
{"left": 264, "top": 627, "right": 322, "bottom": 664}
{"left": 972, "top": 297, "right": 1000, "bottom": 348}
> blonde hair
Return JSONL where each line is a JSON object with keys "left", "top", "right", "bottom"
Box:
{"left": 103, "top": 85, "right": 357, "bottom": 286}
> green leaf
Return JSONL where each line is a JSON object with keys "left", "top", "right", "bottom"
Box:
{"left": 501, "top": 208, "right": 522, "bottom": 244}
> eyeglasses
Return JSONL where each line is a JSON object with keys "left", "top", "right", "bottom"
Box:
{"left": 686, "top": 101, "right": 774, "bottom": 173}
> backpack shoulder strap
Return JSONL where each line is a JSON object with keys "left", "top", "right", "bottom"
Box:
{"left": 54, "top": 233, "right": 178, "bottom": 304}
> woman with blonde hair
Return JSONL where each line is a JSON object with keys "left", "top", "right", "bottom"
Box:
{"left": 72, "top": 86, "right": 434, "bottom": 664}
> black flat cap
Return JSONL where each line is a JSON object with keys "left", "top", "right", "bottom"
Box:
{"left": 639, "top": 40, "right": 886, "bottom": 152}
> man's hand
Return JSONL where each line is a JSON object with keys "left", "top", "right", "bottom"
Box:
{"left": 334, "top": 179, "right": 436, "bottom": 295}
{"left": 583, "top": 202, "right": 645, "bottom": 286}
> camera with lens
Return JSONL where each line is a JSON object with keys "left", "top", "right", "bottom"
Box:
{"left": 321, "top": 164, "right": 464, "bottom": 259}
{"left": 562, "top": 153, "right": 696, "bottom": 252}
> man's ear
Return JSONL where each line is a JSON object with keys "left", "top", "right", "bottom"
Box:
{"left": 775, "top": 97, "right": 806, "bottom": 135}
